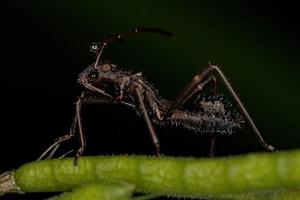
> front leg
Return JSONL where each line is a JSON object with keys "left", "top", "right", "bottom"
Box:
{"left": 37, "top": 113, "right": 78, "bottom": 161}
{"left": 38, "top": 93, "right": 116, "bottom": 164}
{"left": 73, "top": 94, "right": 85, "bottom": 165}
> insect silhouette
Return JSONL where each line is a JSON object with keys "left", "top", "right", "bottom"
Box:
{"left": 39, "top": 28, "right": 275, "bottom": 165}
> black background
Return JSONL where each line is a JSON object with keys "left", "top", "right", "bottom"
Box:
{"left": 0, "top": 1, "right": 299, "bottom": 199}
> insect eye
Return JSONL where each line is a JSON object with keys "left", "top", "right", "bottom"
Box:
{"left": 90, "top": 43, "right": 99, "bottom": 53}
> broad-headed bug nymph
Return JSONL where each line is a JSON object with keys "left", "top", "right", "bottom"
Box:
{"left": 39, "top": 27, "right": 275, "bottom": 165}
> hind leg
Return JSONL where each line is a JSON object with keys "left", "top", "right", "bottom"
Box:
{"left": 165, "top": 63, "right": 275, "bottom": 152}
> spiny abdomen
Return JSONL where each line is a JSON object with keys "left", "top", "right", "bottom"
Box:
{"left": 161, "top": 100, "right": 244, "bottom": 135}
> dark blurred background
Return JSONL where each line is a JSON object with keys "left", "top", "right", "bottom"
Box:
{"left": 1, "top": 1, "right": 299, "bottom": 199}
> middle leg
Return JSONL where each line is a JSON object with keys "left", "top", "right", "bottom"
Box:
{"left": 135, "top": 86, "right": 161, "bottom": 155}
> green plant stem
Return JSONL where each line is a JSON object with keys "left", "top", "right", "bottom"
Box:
{"left": 2, "top": 149, "right": 300, "bottom": 199}
{"left": 10, "top": 149, "right": 300, "bottom": 198}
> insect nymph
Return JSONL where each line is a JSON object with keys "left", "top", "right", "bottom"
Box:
{"left": 40, "top": 28, "right": 275, "bottom": 165}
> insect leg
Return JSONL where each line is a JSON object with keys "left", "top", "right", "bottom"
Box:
{"left": 167, "top": 63, "right": 275, "bottom": 152}
{"left": 208, "top": 76, "right": 218, "bottom": 156}
{"left": 165, "top": 74, "right": 218, "bottom": 156}
{"left": 37, "top": 111, "right": 78, "bottom": 161}
{"left": 72, "top": 96, "right": 85, "bottom": 165}
{"left": 135, "top": 86, "right": 161, "bottom": 155}
{"left": 73, "top": 93, "right": 117, "bottom": 165}
{"left": 38, "top": 94, "right": 118, "bottom": 162}
{"left": 208, "top": 64, "right": 275, "bottom": 151}
{"left": 165, "top": 67, "right": 215, "bottom": 118}
{"left": 209, "top": 135, "right": 216, "bottom": 157}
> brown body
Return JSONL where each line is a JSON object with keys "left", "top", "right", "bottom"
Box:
{"left": 39, "top": 28, "right": 275, "bottom": 165}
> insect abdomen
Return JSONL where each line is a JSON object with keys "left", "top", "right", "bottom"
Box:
{"left": 163, "top": 100, "right": 244, "bottom": 135}
{"left": 169, "top": 111, "right": 242, "bottom": 134}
